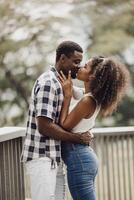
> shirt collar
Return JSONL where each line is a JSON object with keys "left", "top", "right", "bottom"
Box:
{"left": 50, "top": 66, "right": 59, "bottom": 78}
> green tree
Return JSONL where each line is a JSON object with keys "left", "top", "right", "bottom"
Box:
{"left": 0, "top": 0, "right": 134, "bottom": 126}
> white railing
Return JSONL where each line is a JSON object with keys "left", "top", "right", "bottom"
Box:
{"left": 93, "top": 126, "right": 134, "bottom": 200}
{"left": 0, "top": 126, "right": 134, "bottom": 200}
{"left": 0, "top": 127, "right": 25, "bottom": 200}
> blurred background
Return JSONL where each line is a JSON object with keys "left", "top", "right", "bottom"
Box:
{"left": 0, "top": 0, "right": 134, "bottom": 127}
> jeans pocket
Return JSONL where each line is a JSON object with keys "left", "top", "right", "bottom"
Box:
{"left": 77, "top": 149, "right": 99, "bottom": 176}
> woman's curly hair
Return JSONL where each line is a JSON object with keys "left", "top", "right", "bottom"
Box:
{"left": 89, "top": 56, "right": 130, "bottom": 116}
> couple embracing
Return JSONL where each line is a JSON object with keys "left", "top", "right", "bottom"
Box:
{"left": 21, "top": 41, "right": 129, "bottom": 200}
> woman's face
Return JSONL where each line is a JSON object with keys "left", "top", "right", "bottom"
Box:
{"left": 76, "top": 59, "right": 92, "bottom": 82}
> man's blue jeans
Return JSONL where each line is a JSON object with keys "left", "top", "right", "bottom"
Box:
{"left": 61, "top": 142, "right": 98, "bottom": 200}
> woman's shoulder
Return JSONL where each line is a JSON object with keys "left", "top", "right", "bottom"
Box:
{"left": 78, "top": 94, "right": 96, "bottom": 118}
{"left": 80, "top": 95, "right": 96, "bottom": 108}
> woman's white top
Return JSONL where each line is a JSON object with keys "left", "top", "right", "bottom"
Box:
{"left": 69, "top": 92, "right": 100, "bottom": 133}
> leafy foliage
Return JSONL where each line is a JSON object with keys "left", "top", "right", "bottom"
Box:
{"left": 0, "top": 0, "right": 134, "bottom": 126}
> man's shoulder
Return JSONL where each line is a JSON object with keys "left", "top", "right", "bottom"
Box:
{"left": 34, "top": 68, "right": 60, "bottom": 90}
{"left": 38, "top": 70, "right": 51, "bottom": 80}
{"left": 37, "top": 69, "right": 56, "bottom": 83}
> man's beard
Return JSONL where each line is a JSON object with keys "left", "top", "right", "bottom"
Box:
{"left": 64, "top": 70, "right": 76, "bottom": 79}
{"left": 71, "top": 73, "right": 77, "bottom": 79}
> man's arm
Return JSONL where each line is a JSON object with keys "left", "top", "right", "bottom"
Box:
{"left": 35, "top": 80, "right": 92, "bottom": 145}
{"left": 37, "top": 116, "right": 91, "bottom": 145}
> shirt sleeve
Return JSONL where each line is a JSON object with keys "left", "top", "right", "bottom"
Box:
{"left": 35, "top": 80, "right": 57, "bottom": 121}
{"left": 73, "top": 86, "right": 84, "bottom": 100}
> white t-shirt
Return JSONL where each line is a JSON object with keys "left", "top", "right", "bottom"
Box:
{"left": 70, "top": 91, "right": 100, "bottom": 133}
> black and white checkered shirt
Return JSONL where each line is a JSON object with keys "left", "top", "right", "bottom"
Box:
{"left": 21, "top": 67, "right": 63, "bottom": 163}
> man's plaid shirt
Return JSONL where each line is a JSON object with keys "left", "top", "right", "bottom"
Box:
{"left": 21, "top": 67, "right": 63, "bottom": 163}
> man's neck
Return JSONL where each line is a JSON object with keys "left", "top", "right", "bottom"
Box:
{"left": 55, "top": 63, "right": 60, "bottom": 73}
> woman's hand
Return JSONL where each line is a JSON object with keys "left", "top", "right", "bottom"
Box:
{"left": 58, "top": 70, "right": 73, "bottom": 98}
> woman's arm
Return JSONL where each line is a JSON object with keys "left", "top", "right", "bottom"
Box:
{"left": 58, "top": 71, "right": 96, "bottom": 131}
{"left": 60, "top": 96, "right": 95, "bottom": 131}
{"left": 59, "top": 96, "right": 71, "bottom": 129}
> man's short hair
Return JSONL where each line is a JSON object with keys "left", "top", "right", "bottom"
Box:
{"left": 56, "top": 41, "right": 83, "bottom": 62}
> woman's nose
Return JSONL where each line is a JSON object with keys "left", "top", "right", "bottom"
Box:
{"left": 78, "top": 64, "right": 84, "bottom": 68}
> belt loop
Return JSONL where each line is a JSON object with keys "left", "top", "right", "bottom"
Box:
{"left": 51, "top": 159, "right": 56, "bottom": 169}
{"left": 71, "top": 143, "right": 75, "bottom": 150}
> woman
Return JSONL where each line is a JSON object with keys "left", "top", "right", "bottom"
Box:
{"left": 58, "top": 56, "right": 130, "bottom": 200}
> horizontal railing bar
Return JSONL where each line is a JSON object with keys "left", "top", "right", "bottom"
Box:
{"left": 0, "top": 127, "right": 134, "bottom": 143}
{"left": 93, "top": 126, "right": 134, "bottom": 136}
{"left": 0, "top": 127, "right": 26, "bottom": 142}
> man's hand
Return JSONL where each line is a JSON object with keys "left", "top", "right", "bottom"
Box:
{"left": 79, "top": 130, "right": 94, "bottom": 145}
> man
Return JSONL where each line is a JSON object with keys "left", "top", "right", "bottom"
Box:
{"left": 21, "top": 41, "right": 92, "bottom": 200}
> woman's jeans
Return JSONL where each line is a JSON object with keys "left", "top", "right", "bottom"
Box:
{"left": 61, "top": 142, "right": 98, "bottom": 200}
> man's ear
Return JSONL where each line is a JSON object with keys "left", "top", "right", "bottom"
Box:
{"left": 60, "top": 54, "right": 66, "bottom": 62}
